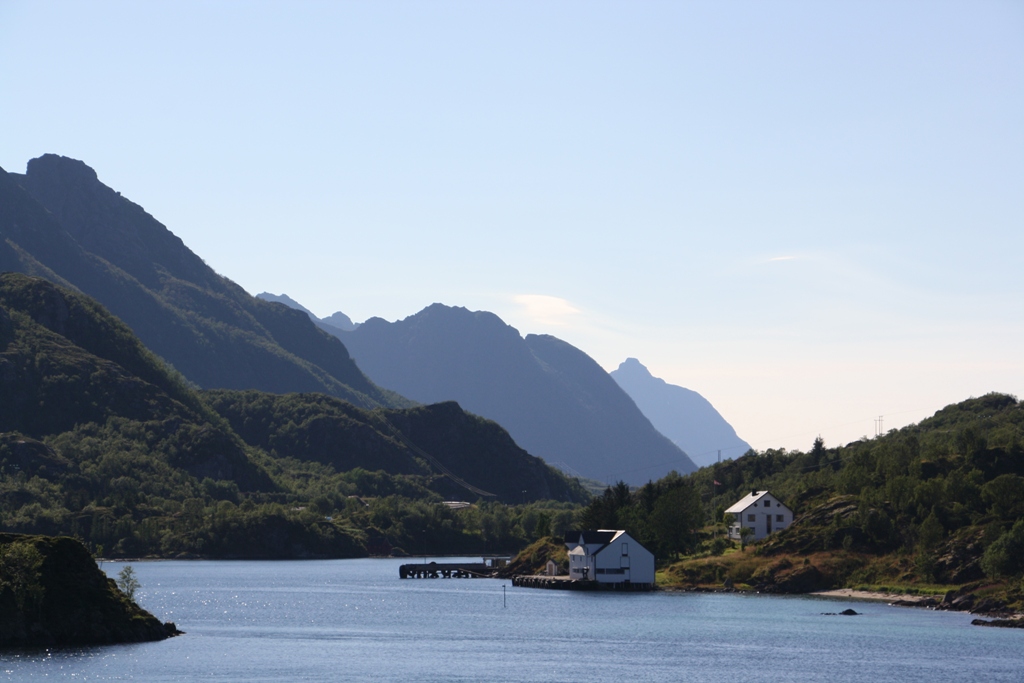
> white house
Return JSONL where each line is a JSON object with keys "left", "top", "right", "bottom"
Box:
{"left": 564, "top": 530, "right": 655, "bottom": 587}
{"left": 726, "top": 490, "right": 793, "bottom": 542}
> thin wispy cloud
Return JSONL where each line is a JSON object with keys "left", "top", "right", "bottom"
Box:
{"left": 511, "top": 294, "right": 581, "bottom": 327}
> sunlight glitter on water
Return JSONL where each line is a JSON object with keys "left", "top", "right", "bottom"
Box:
{"left": 2, "top": 559, "right": 1022, "bottom": 682}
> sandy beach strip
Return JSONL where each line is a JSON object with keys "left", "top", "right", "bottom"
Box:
{"left": 810, "top": 588, "right": 936, "bottom": 603}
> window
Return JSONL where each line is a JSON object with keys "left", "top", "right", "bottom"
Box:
{"left": 747, "top": 514, "right": 755, "bottom": 522}
{"left": 622, "top": 543, "right": 628, "bottom": 556}
{"left": 776, "top": 515, "right": 784, "bottom": 522}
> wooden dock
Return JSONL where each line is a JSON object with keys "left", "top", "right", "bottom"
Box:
{"left": 511, "top": 575, "right": 654, "bottom": 591}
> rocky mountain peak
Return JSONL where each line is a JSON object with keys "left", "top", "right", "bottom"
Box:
{"left": 617, "top": 357, "right": 649, "bottom": 374}
{"left": 611, "top": 358, "right": 751, "bottom": 468}
{"left": 26, "top": 154, "right": 100, "bottom": 186}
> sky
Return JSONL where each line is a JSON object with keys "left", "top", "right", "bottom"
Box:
{"left": 2, "top": 1, "right": 1022, "bottom": 456}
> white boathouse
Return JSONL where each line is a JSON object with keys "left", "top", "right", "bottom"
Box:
{"left": 564, "top": 530, "right": 655, "bottom": 587}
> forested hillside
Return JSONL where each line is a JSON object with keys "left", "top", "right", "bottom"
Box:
{"left": 204, "top": 390, "right": 587, "bottom": 503}
{"left": 577, "top": 393, "right": 1024, "bottom": 607}
{"left": 0, "top": 274, "right": 585, "bottom": 559}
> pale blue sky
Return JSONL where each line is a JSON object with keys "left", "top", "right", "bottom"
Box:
{"left": 2, "top": 1, "right": 1021, "bottom": 455}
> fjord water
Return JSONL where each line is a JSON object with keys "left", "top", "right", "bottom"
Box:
{"left": 3, "top": 560, "right": 1022, "bottom": 682}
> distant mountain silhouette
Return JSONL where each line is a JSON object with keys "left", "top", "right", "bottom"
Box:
{"left": 0, "top": 155, "right": 394, "bottom": 408}
{"left": 327, "top": 303, "right": 696, "bottom": 484}
{"left": 257, "top": 292, "right": 359, "bottom": 334}
{"left": 257, "top": 292, "right": 318, "bottom": 319}
{"left": 610, "top": 358, "right": 751, "bottom": 468}
{"left": 321, "top": 311, "right": 358, "bottom": 331}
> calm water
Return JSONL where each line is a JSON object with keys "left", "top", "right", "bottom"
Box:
{"left": 2, "top": 558, "right": 1022, "bottom": 682}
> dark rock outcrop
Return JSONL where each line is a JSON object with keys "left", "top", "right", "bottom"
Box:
{"left": 971, "top": 618, "right": 1024, "bottom": 629}
{"left": 0, "top": 533, "right": 180, "bottom": 647}
{"left": 931, "top": 529, "right": 987, "bottom": 584}
{"left": 753, "top": 562, "right": 830, "bottom": 594}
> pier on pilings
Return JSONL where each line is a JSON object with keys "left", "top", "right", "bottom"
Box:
{"left": 511, "top": 575, "right": 654, "bottom": 591}
{"left": 398, "top": 561, "right": 493, "bottom": 579}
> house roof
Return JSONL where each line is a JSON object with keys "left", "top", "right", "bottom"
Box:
{"left": 725, "top": 490, "right": 792, "bottom": 514}
{"left": 566, "top": 529, "right": 653, "bottom": 560}
{"left": 564, "top": 530, "right": 618, "bottom": 546}
{"left": 564, "top": 529, "right": 627, "bottom": 551}
{"left": 582, "top": 530, "right": 619, "bottom": 545}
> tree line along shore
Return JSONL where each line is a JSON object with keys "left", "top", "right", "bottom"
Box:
{"left": 2, "top": 269, "right": 1022, "bottom": 643}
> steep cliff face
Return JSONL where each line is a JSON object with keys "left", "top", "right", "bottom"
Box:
{"left": 611, "top": 358, "right": 751, "bottom": 468}
{"left": 0, "top": 155, "right": 393, "bottom": 409}
{"left": 0, "top": 534, "right": 179, "bottom": 647}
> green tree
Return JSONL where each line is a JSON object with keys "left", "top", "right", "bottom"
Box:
{"left": 917, "top": 510, "right": 944, "bottom": 551}
{"left": 981, "top": 474, "right": 1024, "bottom": 519}
{"left": 811, "top": 436, "right": 826, "bottom": 459}
{"left": 650, "top": 486, "right": 702, "bottom": 559}
{"left": 578, "top": 482, "right": 632, "bottom": 531}
{"left": 0, "top": 541, "right": 44, "bottom": 610}
{"left": 117, "top": 565, "right": 140, "bottom": 601}
{"left": 981, "top": 520, "right": 1024, "bottom": 578}
{"left": 534, "top": 512, "right": 552, "bottom": 539}
{"left": 739, "top": 525, "right": 754, "bottom": 550}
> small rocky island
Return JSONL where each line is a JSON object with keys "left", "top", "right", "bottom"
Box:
{"left": 0, "top": 533, "right": 180, "bottom": 647}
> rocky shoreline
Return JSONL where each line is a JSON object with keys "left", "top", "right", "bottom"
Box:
{"left": 812, "top": 588, "right": 1024, "bottom": 627}
{"left": 1, "top": 534, "right": 182, "bottom": 648}
{"left": 658, "top": 584, "right": 1023, "bottom": 629}
{"left": 970, "top": 618, "right": 1024, "bottom": 629}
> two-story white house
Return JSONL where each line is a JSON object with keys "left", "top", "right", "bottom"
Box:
{"left": 726, "top": 490, "right": 793, "bottom": 542}
{"left": 564, "top": 530, "right": 655, "bottom": 587}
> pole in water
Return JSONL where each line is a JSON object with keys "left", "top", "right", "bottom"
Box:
{"left": 503, "top": 584, "right": 507, "bottom": 609}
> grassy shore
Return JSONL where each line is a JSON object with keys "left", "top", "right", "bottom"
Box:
{"left": 654, "top": 536, "right": 1023, "bottom": 618}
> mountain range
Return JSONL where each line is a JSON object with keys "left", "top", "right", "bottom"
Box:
{"left": 264, "top": 299, "right": 753, "bottom": 481}
{"left": 327, "top": 304, "right": 697, "bottom": 484}
{"left": 257, "top": 292, "right": 358, "bottom": 332}
{"left": 611, "top": 358, "right": 752, "bottom": 468}
{"left": 0, "top": 153, "right": 745, "bottom": 488}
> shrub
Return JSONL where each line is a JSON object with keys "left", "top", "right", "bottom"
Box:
{"left": 981, "top": 519, "right": 1024, "bottom": 578}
